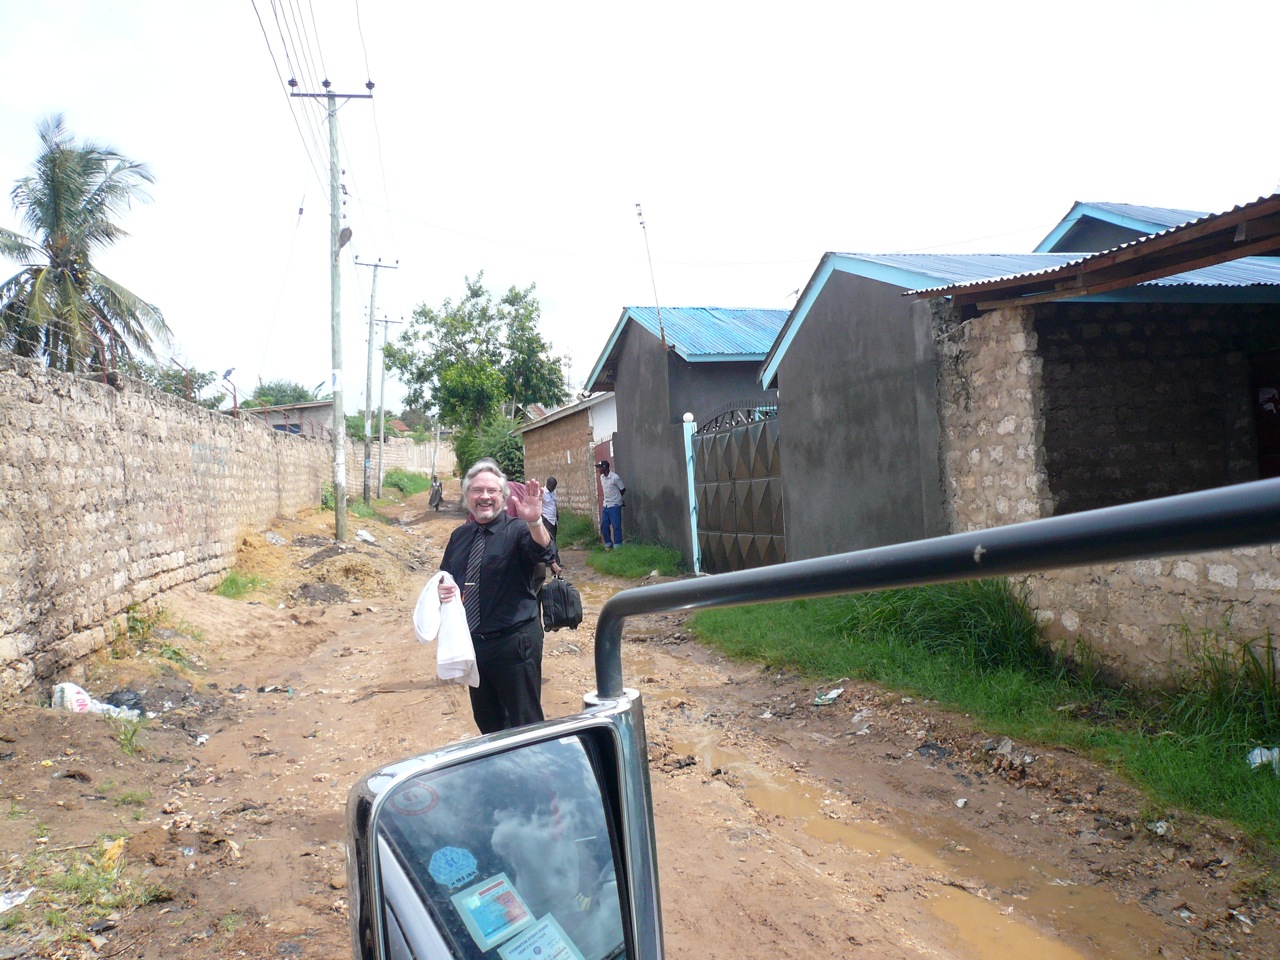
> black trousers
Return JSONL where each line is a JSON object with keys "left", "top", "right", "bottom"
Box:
{"left": 469, "top": 618, "right": 545, "bottom": 735}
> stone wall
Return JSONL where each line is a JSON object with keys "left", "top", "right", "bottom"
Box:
{"left": 342, "top": 436, "right": 455, "bottom": 493}
{"left": 936, "top": 303, "right": 1280, "bottom": 685}
{"left": 0, "top": 355, "right": 332, "bottom": 694}
{"left": 936, "top": 306, "right": 1053, "bottom": 531}
{"left": 520, "top": 409, "right": 600, "bottom": 526}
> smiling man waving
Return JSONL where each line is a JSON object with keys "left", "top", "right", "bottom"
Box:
{"left": 437, "top": 458, "right": 557, "bottom": 733}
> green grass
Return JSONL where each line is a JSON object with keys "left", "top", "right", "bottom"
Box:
{"left": 587, "top": 542, "right": 683, "bottom": 579}
{"left": 686, "top": 581, "right": 1280, "bottom": 849}
{"left": 107, "top": 717, "right": 145, "bottom": 758}
{"left": 348, "top": 498, "right": 378, "bottom": 520}
{"left": 383, "top": 468, "right": 433, "bottom": 496}
{"left": 215, "top": 569, "right": 267, "bottom": 599}
{"left": 5, "top": 840, "right": 171, "bottom": 945}
{"left": 320, "top": 482, "right": 390, "bottom": 522}
{"left": 218, "top": 912, "right": 245, "bottom": 935}
{"left": 153, "top": 642, "right": 192, "bottom": 667}
{"left": 555, "top": 510, "right": 600, "bottom": 548}
{"left": 114, "top": 790, "right": 150, "bottom": 807}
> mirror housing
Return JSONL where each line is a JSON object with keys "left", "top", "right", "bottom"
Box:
{"left": 347, "top": 690, "right": 662, "bottom": 960}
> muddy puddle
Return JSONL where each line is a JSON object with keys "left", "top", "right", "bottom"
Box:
{"left": 670, "top": 732, "right": 1176, "bottom": 958}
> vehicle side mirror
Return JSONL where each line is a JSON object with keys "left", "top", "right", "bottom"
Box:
{"left": 347, "top": 691, "right": 662, "bottom": 960}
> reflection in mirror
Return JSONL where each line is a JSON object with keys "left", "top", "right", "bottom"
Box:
{"left": 376, "top": 734, "right": 626, "bottom": 960}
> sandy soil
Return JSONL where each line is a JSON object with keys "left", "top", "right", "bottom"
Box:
{"left": 2, "top": 482, "right": 1277, "bottom": 960}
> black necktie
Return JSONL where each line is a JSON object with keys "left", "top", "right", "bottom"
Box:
{"left": 463, "top": 529, "right": 485, "bottom": 632}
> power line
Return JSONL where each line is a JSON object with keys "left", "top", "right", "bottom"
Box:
{"left": 303, "top": 0, "right": 329, "bottom": 80}
{"left": 270, "top": 0, "right": 329, "bottom": 169}
{"left": 250, "top": 0, "right": 326, "bottom": 190}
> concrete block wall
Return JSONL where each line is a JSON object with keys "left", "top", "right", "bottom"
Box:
{"left": 520, "top": 410, "right": 600, "bottom": 526}
{"left": 1037, "top": 303, "right": 1259, "bottom": 513}
{"left": 936, "top": 304, "right": 1280, "bottom": 685}
{"left": 0, "top": 355, "right": 332, "bottom": 695}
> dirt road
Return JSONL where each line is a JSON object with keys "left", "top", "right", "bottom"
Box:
{"left": 3, "top": 488, "right": 1276, "bottom": 959}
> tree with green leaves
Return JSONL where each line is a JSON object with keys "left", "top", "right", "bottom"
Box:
{"left": 129, "top": 360, "right": 226, "bottom": 410}
{"left": 0, "top": 115, "right": 170, "bottom": 372}
{"left": 386, "top": 272, "right": 568, "bottom": 430}
{"left": 454, "top": 413, "right": 525, "bottom": 479}
{"left": 398, "top": 407, "right": 432, "bottom": 431}
{"left": 245, "top": 379, "right": 322, "bottom": 408}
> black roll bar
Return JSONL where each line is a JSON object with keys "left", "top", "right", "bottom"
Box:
{"left": 593, "top": 478, "right": 1280, "bottom": 699}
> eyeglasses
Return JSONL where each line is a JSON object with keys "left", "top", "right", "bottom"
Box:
{"left": 470, "top": 486, "right": 503, "bottom": 496}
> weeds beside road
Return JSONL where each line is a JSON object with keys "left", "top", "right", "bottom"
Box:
{"left": 689, "top": 581, "right": 1280, "bottom": 855}
{"left": 3, "top": 486, "right": 1278, "bottom": 958}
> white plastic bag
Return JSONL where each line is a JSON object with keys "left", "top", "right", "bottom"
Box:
{"left": 51, "top": 682, "right": 141, "bottom": 720}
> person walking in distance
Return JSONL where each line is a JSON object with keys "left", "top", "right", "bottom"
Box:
{"left": 437, "top": 459, "right": 557, "bottom": 734}
{"left": 541, "top": 476, "right": 563, "bottom": 576}
{"left": 597, "top": 460, "right": 626, "bottom": 550}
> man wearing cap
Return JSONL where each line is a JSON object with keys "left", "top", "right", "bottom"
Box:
{"left": 596, "top": 459, "right": 626, "bottom": 550}
{"left": 437, "top": 458, "right": 557, "bottom": 733}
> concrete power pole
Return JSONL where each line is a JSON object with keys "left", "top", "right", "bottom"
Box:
{"left": 356, "top": 258, "right": 398, "bottom": 504}
{"left": 375, "top": 316, "right": 403, "bottom": 498}
{"left": 291, "top": 78, "right": 374, "bottom": 540}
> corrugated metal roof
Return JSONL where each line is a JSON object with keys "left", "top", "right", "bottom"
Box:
{"left": 908, "top": 256, "right": 1280, "bottom": 297}
{"left": 1082, "top": 202, "right": 1210, "bottom": 230}
{"left": 1135, "top": 256, "right": 1280, "bottom": 286}
{"left": 623, "top": 306, "right": 789, "bottom": 359}
{"left": 908, "top": 195, "right": 1280, "bottom": 297}
{"left": 512, "top": 391, "right": 613, "bottom": 434}
{"left": 831, "top": 252, "right": 1083, "bottom": 286}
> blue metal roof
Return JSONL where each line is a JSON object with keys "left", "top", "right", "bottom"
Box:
{"left": 586, "top": 306, "right": 789, "bottom": 392}
{"left": 825, "top": 252, "right": 1083, "bottom": 290}
{"left": 1035, "top": 201, "right": 1210, "bottom": 252}
{"left": 623, "top": 306, "right": 788, "bottom": 359}
{"left": 761, "top": 247, "right": 1280, "bottom": 389}
{"left": 1081, "top": 202, "right": 1209, "bottom": 230}
{"left": 1127, "top": 255, "right": 1280, "bottom": 287}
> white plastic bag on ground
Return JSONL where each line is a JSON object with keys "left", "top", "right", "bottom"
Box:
{"left": 0, "top": 887, "right": 36, "bottom": 913}
{"left": 51, "top": 682, "right": 142, "bottom": 720}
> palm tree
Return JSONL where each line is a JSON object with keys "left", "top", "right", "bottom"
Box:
{"left": 0, "top": 115, "right": 170, "bottom": 372}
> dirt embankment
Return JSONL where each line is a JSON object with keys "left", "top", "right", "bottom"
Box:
{"left": 2, "top": 483, "right": 1277, "bottom": 960}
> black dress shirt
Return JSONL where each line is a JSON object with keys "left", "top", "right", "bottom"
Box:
{"left": 440, "top": 513, "right": 556, "bottom": 637}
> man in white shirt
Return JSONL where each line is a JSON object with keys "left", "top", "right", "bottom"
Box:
{"left": 596, "top": 460, "right": 626, "bottom": 550}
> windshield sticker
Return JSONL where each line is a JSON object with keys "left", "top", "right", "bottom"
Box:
{"left": 387, "top": 782, "right": 439, "bottom": 817}
{"left": 498, "top": 914, "right": 588, "bottom": 960}
{"left": 451, "top": 873, "right": 534, "bottom": 951}
{"left": 429, "top": 846, "right": 478, "bottom": 888}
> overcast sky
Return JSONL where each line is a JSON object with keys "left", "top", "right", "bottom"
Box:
{"left": 2, "top": 1, "right": 1277, "bottom": 413}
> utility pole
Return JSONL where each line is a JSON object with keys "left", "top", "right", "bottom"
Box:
{"left": 356, "top": 258, "right": 398, "bottom": 504}
{"left": 291, "top": 77, "right": 374, "bottom": 540}
{"left": 375, "top": 316, "right": 403, "bottom": 498}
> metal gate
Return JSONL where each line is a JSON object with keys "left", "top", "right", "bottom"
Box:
{"left": 693, "top": 403, "right": 784, "bottom": 573}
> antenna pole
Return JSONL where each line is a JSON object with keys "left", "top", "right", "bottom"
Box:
{"left": 635, "top": 203, "right": 667, "bottom": 348}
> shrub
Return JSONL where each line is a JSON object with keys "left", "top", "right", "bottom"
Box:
{"left": 453, "top": 414, "right": 523, "bottom": 478}
{"left": 215, "top": 569, "right": 267, "bottom": 599}
{"left": 383, "top": 468, "right": 433, "bottom": 497}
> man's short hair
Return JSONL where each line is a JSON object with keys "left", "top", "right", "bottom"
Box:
{"left": 462, "top": 458, "right": 509, "bottom": 502}
{"left": 596, "top": 460, "right": 609, "bottom": 472}
{"left": 545, "top": 476, "right": 557, "bottom": 491}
